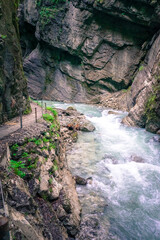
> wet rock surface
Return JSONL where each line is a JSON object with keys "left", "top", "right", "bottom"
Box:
{"left": 130, "top": 155, "right": 145, "bottom": 163}
{"left": 75, "top": 191, "right": 110, "bottom": 240}
{"left": 74, "top": 176, "right": 87, "bottom": 186}
{"left": 58, "top": 108, "right": 95, "bottom": 138}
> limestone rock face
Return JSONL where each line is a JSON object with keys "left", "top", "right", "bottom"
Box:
{"left": 19, "top": 0, "right": 160, "bottom": 102}
{"left": 122, "top": 31, "right": 160, "bottom": 133}
{"left": 0, "top": 0, "right": 30, "bottom": 123}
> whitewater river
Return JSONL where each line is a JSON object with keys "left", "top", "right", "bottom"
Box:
{"left": 45, "top": 101, "right": 160, "bottom": 240}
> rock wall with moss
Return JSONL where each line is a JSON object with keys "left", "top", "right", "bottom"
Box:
{"left": 122, "top": 31, "right": 160, "bottom": 134}
{"left": 19, "top": 0, "right": 160, "bottom": 102}
{"left": 0, "top": 0, "right": 30, "bottom": 123}
{"left": 18, "top": 0, "right": 160, "bottom": 133}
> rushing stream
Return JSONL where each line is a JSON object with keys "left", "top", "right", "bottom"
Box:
{"left": 45, "top": 101, "right": 160, "bottom": 240}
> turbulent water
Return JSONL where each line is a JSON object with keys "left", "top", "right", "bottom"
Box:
{"left": 45, "top": 101, "right": 160, "bottom": 240}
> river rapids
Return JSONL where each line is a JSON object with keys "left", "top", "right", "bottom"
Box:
{"left": 44, "top": 101, "right": 160, "bottom": 240}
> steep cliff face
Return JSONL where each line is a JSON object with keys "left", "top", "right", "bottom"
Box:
{"left": 0, "top": 0, "right": 30, "bottom": 123}
{"left": 122, "top": 31, "right": 160, "bottom": 133}
{"left": 19, "top": 0, "right": 160, "bottom": 101}
{"left": 19, "top": 0, "right": 160, "bottom": 133}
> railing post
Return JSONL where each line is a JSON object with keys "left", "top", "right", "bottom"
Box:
{"left": 20, "top": 108, "right": 22, "bottom": 128}
{"left": 45, "top": 103, "right": 46, "bottom": 113}
{"left": 41, "top": 100, "right": 43, "bottom": 117}
{"left": 35, "top": 108, "right": 37, "bottom": 123}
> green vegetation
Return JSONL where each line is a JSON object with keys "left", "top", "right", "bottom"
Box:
{"left": 145, "top": 84, "right": 160, "bottom": 123}
{"left": 139, "top": 65, "right": 144, "bottom": 71}
{"left": 122, "top": 86, "right": 131, "bottom": 93}
{"left": 50, "top": 124, "right": 56, "bottom": 130}
{"left": 0, "top": 35, "right": 7, "bottom": 39}
{"left": 95, "top": 0, "right": 104, "bottom": 3}
{"left": 48, "top": 178, "right": 53, "bottom": 185}
{"left": 43, "top": 137, "right": 49, "bottom": 143}
{"left": 34, "top": 139, "right": 42, "bottom": 146}
{"left": 53, "top": 164, "right": 58, "bottom": 172}
{"left": 39, "top": 7, "right": 59, "bottom": 26}
{"left": 49, "top": 143, "right": 56, "bottom": 151}
{"left": 22, "top": 152, "right": 29, "bottom": 158}
{"left": 27, "top": 158, "right": 38, "bottom": 169}
{"left": 28, "top": 137, "right": 37, "bottom": 142}
{"left": 36, "top": 0, "right": 67, "bottom": 28}
{"left": 46, "top": 107, "right": 58, "bottom": 117}
{"left": 41, "top": 193, "right": 48, "bottom": 200}
{"left": 9, "top": 105, "right": 60, "bottom": 179}
{"left": 41, "top": 146, "right": 48, "bottom": 150}
{"left": 53, "top": 159, "right": 58, "bottom": 172}
{"left": 23, "top": 105, "right": 32, "bottom": 115}
{"left": 11, "top": 143, "right": 19, "bottom": 151}
{"left": 14, "top": 0, "right": 20, "bottom": 8}
{"left": 43, "top": 113, "right": 55, "bottom": 123}
{"left": 9, "top": 160, "right": 26, "bottom": 178}
{"left": 26, "top": 137, "right": 41, "bottom": 145}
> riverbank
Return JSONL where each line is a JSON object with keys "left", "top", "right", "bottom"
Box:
{"left": 0, "top": 106, "right": 95, "bottom": 239}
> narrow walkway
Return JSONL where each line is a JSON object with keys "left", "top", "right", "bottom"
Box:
{"left": 0, "top": 102, "right": 43, "bottom": 140}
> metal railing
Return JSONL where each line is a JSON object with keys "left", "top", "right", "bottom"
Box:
{"left": 0, "top": 100, "right": 48, "bottom": 130}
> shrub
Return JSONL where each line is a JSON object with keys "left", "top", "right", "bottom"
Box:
{"left": 9, "top": 160, "right": 26, "bottom": 178}
{"left": 46, "top": 107, "right": 58, "bottom": 117}
{"left": 11, "top": 144, "right": 19, "bottom": 151}
{"left": 43, "top": 113, "right": 55, "bottom": 123}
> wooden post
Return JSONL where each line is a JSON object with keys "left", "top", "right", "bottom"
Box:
{"left": 45, "top": 103, "right": 47, "bottom": 113}
{"left": 41, "top": 100, "right": 43, "bottom": 117}
{"left": 35, "top": 108, "right": 37, "bottom": 123}
{"left": 20, "top": 108, "right": 22, "bottom": 128}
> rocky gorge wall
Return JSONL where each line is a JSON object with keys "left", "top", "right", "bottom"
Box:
{"left": 122, "top": 30, "right": 160, "bottom": 133}
{"left": 19, "top": 0, "right": 160, "bottom": 133}
{"left": 19, "top": 0, "right": 160, "bottom": 101}
{"left": 101, "top": 29, "right": 160, "bottom": 134}
{"left": 0, "top": 0, "right": 30, "bottom": 123}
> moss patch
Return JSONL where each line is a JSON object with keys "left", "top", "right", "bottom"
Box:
{"left": 145, "top": 84, "right": 160, "bottom": 129}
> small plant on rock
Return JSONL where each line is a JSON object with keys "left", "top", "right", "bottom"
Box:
{"left": 48, "top": 178, "right": 53, "bottom": 185}
{"left": 9, "top": 160, "right": 26, "bottom": 178}
{"left": 11, "top": 143, "right": 19, "bottom": 152}
{"left": 43, "top": 113, "right": 55, "bottom": 123}
{"left": 46, "top": 107, "right": 58, "bottom": 118}
{"left": 22, "top": 152, "right": 29, "bottom": 158}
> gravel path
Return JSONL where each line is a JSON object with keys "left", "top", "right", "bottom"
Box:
{"left": 0, "top": 102, "right": 43, "bottom": 140}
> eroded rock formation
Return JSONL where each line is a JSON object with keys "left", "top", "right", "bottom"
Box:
{"left": 18, "top": 0, "right": 160, "bottom": 133}
{"left": 19, "top": 0, "right": 159, "bottom": 100}
{"left": 122, "top": 31, "right": 160, "bottom": 133}
{"left": 0, "top": 0, "right": 30, "bottom": 123}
